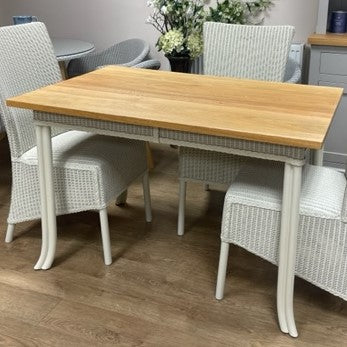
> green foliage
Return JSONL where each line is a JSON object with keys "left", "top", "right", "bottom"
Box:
{"left": 208, "top": 0, "right": 273, "bottom": 24}
{"left": 146, "top": 0, "right": 273, "bottom": 59}
{"left": 146, "top": 0, "right": 206, "bottom": 59}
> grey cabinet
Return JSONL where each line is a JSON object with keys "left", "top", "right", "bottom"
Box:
{"left": 308, "top": 45, "right": 347, "bottom": 168}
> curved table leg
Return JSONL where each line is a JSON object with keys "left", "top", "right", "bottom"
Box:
{"left": 285, "top": 165, "right": 302, "bottom": 337}
{"left": 34, "top": 126, "right": 49, "bottom": 270}
{"left": 277, "top": 164, "right": 292, "bottom": 334}
{"left": 277, "top": 162, "right": 302, "bottom": 338}
{"left": 35, "top": 125, "right": 57, "bottom": 270}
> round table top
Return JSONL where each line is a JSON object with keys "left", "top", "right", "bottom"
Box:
{"left": 52, "top": 38, "right": 95, "bottom": 61}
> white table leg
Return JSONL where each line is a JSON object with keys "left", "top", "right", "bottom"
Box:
{"left": 34, "top": 125, "right": 49, "bottom": 270}
{"left": 285, "top": 165, "right": 302, "bottom": 337}
{"left": 40, "top": 125, "right": 57, "bottom": 270}
{"left": 277, "top": 163, "right": 292, "bottom": 334}
{"left": 277, "top": 162, "right": 302, "bottom": 338}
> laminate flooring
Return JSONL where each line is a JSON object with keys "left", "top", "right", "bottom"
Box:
{"left": 0, "top": 138, "right": 346, "bottom": 346}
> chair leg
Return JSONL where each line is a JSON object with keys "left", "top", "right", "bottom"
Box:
{"left": 99, "top": 208, "right": 112, "bottom": 265}
{"left": 5, "top": 224, "right": 15, "bottom": 243}
{"left": 142, "top": 171, "right": 152, "bottom": 223}
{"left": 216, "top": 241, "right": 230, "bottom": 300}
{"left": 177, "top": 180, "right": 187, "bottom": 236}
{"left": 116, "top": 190, "right": 128, "bottom": 206}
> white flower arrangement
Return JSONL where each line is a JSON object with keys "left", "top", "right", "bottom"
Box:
{"left": 146, "top": 0, "right": 206, "bottom": 59}
{"left": 146, "top": 0, "right": 273, "bottom": 60}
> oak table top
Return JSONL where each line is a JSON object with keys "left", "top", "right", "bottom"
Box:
{"left": 6, "top": 66, "right": 343, "bottom": 149}
{"left": 308, "top": 33, "right": 347, "bottom": 47}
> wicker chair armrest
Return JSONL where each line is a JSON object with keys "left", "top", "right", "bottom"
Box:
{"left": 133, "top": 60, "right": 161, "bottom": 70}
{"left": 68, "top": 39, "right": 150, "bottom": 77}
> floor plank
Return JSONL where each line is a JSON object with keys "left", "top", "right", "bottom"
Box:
{"left": 0, "top": 139, "right": 346, "bottom": 346}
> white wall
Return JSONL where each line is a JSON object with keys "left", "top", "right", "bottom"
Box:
{"left": 1, "top": 0, "right": 318, "bottom": 69}
{"left": 0, "top": 2, "right": 9, "bottom": 26}
{"left": 264, "top": 0, "right": 319, "bottom": 42}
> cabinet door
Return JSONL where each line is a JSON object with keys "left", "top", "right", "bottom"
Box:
{"left": 320, "top": 53, "right": 347, "bottom": 75}
{"left": 319, "top": 82, "right": 347, "bottom": 168}
{"left": 309, "top": 47, "right": 347, "bottom": 168}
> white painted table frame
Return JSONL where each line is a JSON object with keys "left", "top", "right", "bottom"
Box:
{"left": 30, "top": 110, "right": 318, "bottom": 338}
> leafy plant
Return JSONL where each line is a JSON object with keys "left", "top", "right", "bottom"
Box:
{"left": 208, "top": 0, "right": 273, "bottom": 25}
{"left": 146, "top": 0, "right": 206, "bottom": 59}
{"left": 146, "top": 0, "right": 273, "bottom": 59}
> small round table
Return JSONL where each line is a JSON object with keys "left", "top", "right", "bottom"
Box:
{"left": 51, "top": 38, "right": 95, "bottom": 78}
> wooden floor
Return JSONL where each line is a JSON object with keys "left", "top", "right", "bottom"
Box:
{"left": 0, "top": 138, "right": 346, "bottom": 347}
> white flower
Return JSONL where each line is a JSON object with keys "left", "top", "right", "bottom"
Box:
{"left": 186, "top": 6, "right": 194, "bottom": 17}
{"left": 145, "top": 16, "right": 154, "bottom": 24}
{"left": 158, "top": 29, "right": 185, "bottom": 55}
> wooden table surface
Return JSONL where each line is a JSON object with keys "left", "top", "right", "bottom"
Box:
{"left": 308, "top": 33, "right": 347, "bottom": 47}
{"left": 6, "top": 66, "right": 343, "bottom": 149}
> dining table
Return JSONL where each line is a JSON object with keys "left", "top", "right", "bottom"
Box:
{"left": 6, "top": 66, "right": 342, "bottom": 338}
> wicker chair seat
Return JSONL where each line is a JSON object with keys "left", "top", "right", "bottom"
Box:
{"left": 10, "top": 131, "right": 147, "bottom": 223}
{"left": 222, "top": 161, "right": 347, "bottom": 300}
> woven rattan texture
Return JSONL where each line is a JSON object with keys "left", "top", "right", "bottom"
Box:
{"left": 203, "top": 23, "right": 294, "bottom": 81}
{"left": 67, "top": 39, "right": 150, "bottom": 77}
{"left": 222, "top": 162, "right": 347, "bottom": 300}
{"left": 133, "top": 59, "right": 161, "bottom": 70}
{"left": 0, "top": 23, "right": 62, "bottom": 158}
{"left": 192, "top": 55, "right": 301, "bottom": 83}
{"left": 34, "top": 112, "right": 155, "bottom": 140}
{"left": 10, "top": 131, "right": 147, "bottom": 224}
{"left": 179, "top": 147, "right": 246, "bottom": 184}
{"left": 162, "top": 130, "right": 306, "bottom": 161}
{"left": 178, "top": 23, "right": 297, "bottom": 185}
{"left": 0, "top": 23, "right": 148, "bottom": 227}
{"left": 227, "top": 162, "right": 346, "bottom": 218}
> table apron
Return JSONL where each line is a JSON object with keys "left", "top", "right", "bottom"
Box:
{"left": 33, "top": 112, "right": 307, "bottom": 166}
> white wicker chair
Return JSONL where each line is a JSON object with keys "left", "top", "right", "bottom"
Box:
{"left": 0, "top": 22, "right": 152, "bottom": 266}
{"left": 191, "top": 55, "right": 301, "bottom": 83}
{"left": 67, "top": 38, "right": 150, "bottom": 78}
{"left": 177, "top": 23, "right": 295, "bottom": 235}
{"left": 216, "top": 160, "right": 347, "bottom": 301}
